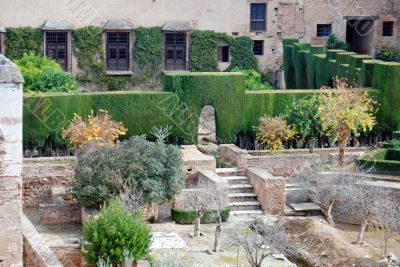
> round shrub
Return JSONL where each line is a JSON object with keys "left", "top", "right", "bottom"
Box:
{"left": 82, "top": 199, "right": 152, "bottom": 265}
{"left": 71, "top": 136, "right": 183, "bottom": 208}
{"left": 15, "top": 52, "right": 78, "bottom": 92}
{"left": 375, "top": 44, "right": 400, "bottom": 62}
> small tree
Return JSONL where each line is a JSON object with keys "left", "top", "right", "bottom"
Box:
{"left": 255, "top": 116, "right": 294, "bottom": 151}
{"left": 299, "top": 170, "right": 349, "bottom": 226}
{"left": 209, "top": 187, "right": 228, "bottom": 252}
{"left": 317, "top": 78, "right": 376, "bottom": 165}
{"left": 62, "top": 109, "right": 127, "bottom": 149}
{"left": 82, "top": 199, "right": 152, "bottom": 265}
{"left": 371, "top": 196, "right": 400, "bottom": 256}
{"left": 285, "top": 95, "right": 322, "bottom": 149}
{"left": 229, "top": 218, "right": 294, "bottom": 267}
{"left": 341, "top": 185, "right": 387, "bottom": 245}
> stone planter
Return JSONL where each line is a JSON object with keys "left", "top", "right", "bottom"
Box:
{"left": 81, "top": 207, "right": 100, "bottom": 224}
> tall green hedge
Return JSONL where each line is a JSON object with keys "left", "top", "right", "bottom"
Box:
{"left": 5, "top": 27, "right": 43, "bottom": 60}
{"left": 283, "top": 39, "right": 299, "bottom": 89}
{"left": 23, "top": 91, "right": 178, "bottom": 149}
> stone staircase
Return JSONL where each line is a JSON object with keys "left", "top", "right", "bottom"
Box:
{"left": 216, "top": 168, "right": 263, "bottom": 217}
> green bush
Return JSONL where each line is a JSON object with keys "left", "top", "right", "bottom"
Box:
{"left": 82, "top": 199, "right": 151, "bottom": 265}
{"left": 231, "top": 67, "right": 273, "bottom": 90}
{"left": 326, "top": 34, "right": 349, "bottom": 50}
{"left": 171, "top": 208, "right": 230, "bottom": 224}
{"left": 15, "top": 52, "right": 78, "bottom": 92}
{"left": 5, "top": 27, "right": 42, "bottom": 60}
{"left": 229, "top": 37, "right": 258, "bottom": 70}
{"left": 375, "top": 44, "right": 400, "bottom": 62}
{"left": 71, "top": 136, "right": 183, "bottom": 208}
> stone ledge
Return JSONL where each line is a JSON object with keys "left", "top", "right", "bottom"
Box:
{"left": 0, "top": 55, "right": 24, "bottom": 83}
{"left": 39, "top": 203, "right": 81, "bottom": 225}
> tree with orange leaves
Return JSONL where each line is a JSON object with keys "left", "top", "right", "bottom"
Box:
{"left": 62, "top": 109, "right": 127, "bottom": 149}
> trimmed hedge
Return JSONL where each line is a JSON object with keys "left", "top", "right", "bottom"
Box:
{"left": 356, "top": 148, "right": 400, "bottom": 175}
{"left": 190, "top": 30, "right": 220, "bottom": 72}
{"left": 229, "top": 36, "right": 258, "bottom": 70}
{"left": 171, "top": 208, "right": 230, "bottom": 224}
{"left": 23, "top": 91, "right": 178, "bottom": 149}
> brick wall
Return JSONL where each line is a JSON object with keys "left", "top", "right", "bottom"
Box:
{"left": 23, "top": 157, "right": 75, "bottom": 207}
{"left": 247, "top": 168, "right": 286, "bottom": 215}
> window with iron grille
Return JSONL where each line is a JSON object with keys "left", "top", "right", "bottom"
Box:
{"left": 217, "top": 45, "right": 229, "bottom": 62}
{"left": 383, "top": 22, "right": 394, "bottom": 36}
{"left": 165, "top": 32, "right": 187, "bottom": 71}
{"left": 253, "top": 40, "right": 264, "bottom": 56}
{"left": 251, "top": 3, "right": 266, "bottom": 32}
{"left": 106, "top": 32, "right": 130, "bottom": 71}
{"left": 317, "top": 24, "right": 332, "bottom": 37}
{"left": 45, "top": 32, "right": 68, "bottom": 71}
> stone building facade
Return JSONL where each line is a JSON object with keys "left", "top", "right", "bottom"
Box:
{"left": 0, "top": 0, "right": 399, "bottom": 84}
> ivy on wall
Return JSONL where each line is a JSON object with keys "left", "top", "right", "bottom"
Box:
{"left": 133, "top": 27, "right": 163, "bottom": 83}
{"left": 73, "top": 26, "right": 133, "bottom": 91}
{"left": 5, "top": 27, "right": 43, "bottom": 60}
{"left": 229, "top": 36, "right": 258, "bottom": 70}
{"left": 190, "top": 30, "right": 220, "bottom": 72}
{"left": 190, "top": 31, "right": 259, "bottom": 72}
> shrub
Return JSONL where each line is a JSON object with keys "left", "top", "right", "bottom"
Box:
{"left": 326, "top": 34, "right": 349, "bottom": 50}
{"left": 356, "top": 148, "right": 400, "bottom": 175}
{"left": 231, "top": 67, "right": 273, "bottom": 90}
{"left": 375, "top": 44, "right": 400, "bottom": 62}
{"left": 62, "top": 109, "right": 127, "bottom": 149}
{"left": 82, "top": 199, "right": 152, "bottom": 265}
{"left": 15, "top": 52, "right": 78, "bottom": 92}
{"left": 190, "top": 30, "right": 219, "bottom": 72}
{"left": 171, "top": 208, "right": 230, "bottom": 224}
{"left": 255, "top": 116, "right": 294, "bottom": 150}
{"left": 71, "top": 135, "right": 183, "bottom": 208}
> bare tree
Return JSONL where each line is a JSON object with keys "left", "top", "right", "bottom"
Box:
{"left": 229, "top": 218, "right": 295, "bottom": 267}
{"left": 299, "top": 169, "right": 350, "bottom": 226}
{"left": 118, "top": 180, "right": 144, "bottom": 213}
{"left": 208, "top": 186, "right": 228, "bottom": 252}
{"left": 150, "top": 125, "right": 172, "bottom": 142}
{"left": 371, "top": 196, "right": 400, "bottom": 256}
{"left": 341, "top": 185, "right": 388, "bottom": 245}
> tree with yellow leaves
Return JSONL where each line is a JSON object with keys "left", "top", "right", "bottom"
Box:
{"left": 255, "top": 116, "right": 294, "bottom": 151}
{"left": 318, "top": 78, "right": 376, "bottom": 165}
{"left": 62, "top": 109, "right": 127, "bottom": 149}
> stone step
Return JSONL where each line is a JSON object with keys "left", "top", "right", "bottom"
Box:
{"left": 225, "top": 176, "right": 250, "bottom": 185}
{"left": 228, "top": 192, "right": 258, "bottom": 202}
{"left": 228, "top": 201, "right": 261, "bottom": 211}
{"left": 216, "top": 167, "right": 242, "bottom": 177}
{"left": 228, "top": 184, "right": 254, "bottom": 193}
{"left": 230, "top": 210, "right": 264, "bottom": 217}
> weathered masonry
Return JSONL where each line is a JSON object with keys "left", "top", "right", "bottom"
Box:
{"left": 0, "top": 55, "right": 24, "bottom": 266}
{"left": 0, "top": 0, "right": 398, "bottom": 83}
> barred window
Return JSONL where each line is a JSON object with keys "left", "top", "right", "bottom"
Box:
{"left": 165, "top": 32, "right": 187, "bottom": 71}
{"left": 45, "top": 32, "right": 68, "bottom": 71}
{"left": 106, "top": 32, "right": 130, "bottom": 71}
{"left": 317, "top": 24, "right": 332, "bottom": 37}
{"left": 253, "top": 40, "right": 264, "bottom": 56}
{"left": 251, "top": 3, "right": 266, "bottom": 32}
{"left": 383, "top": 22, "right": 394, "bottom": 36}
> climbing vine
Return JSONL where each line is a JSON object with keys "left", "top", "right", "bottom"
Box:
{"left": 5, "top": 27, "right": 43, "bottom": 60}
{"left": 229, "top": 36, "right": 258, "bottom": 70}
{"left": 133, "top": 27, "right": 163, "bottom": 85}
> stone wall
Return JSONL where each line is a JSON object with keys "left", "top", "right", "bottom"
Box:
{"left": 181, "top": 145, "right": 216, "bottom": 182}
{"left": 23, "top": 157, "right": 75, "bottom": 207}
{"left": 247, "top": 167, "right": 286, "bottom": 215}
{"left": 22, "top": 214, "right": 64, "bottom": 267}
{"left": 0, "top": 55, "right": 24, "bottom": 266}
